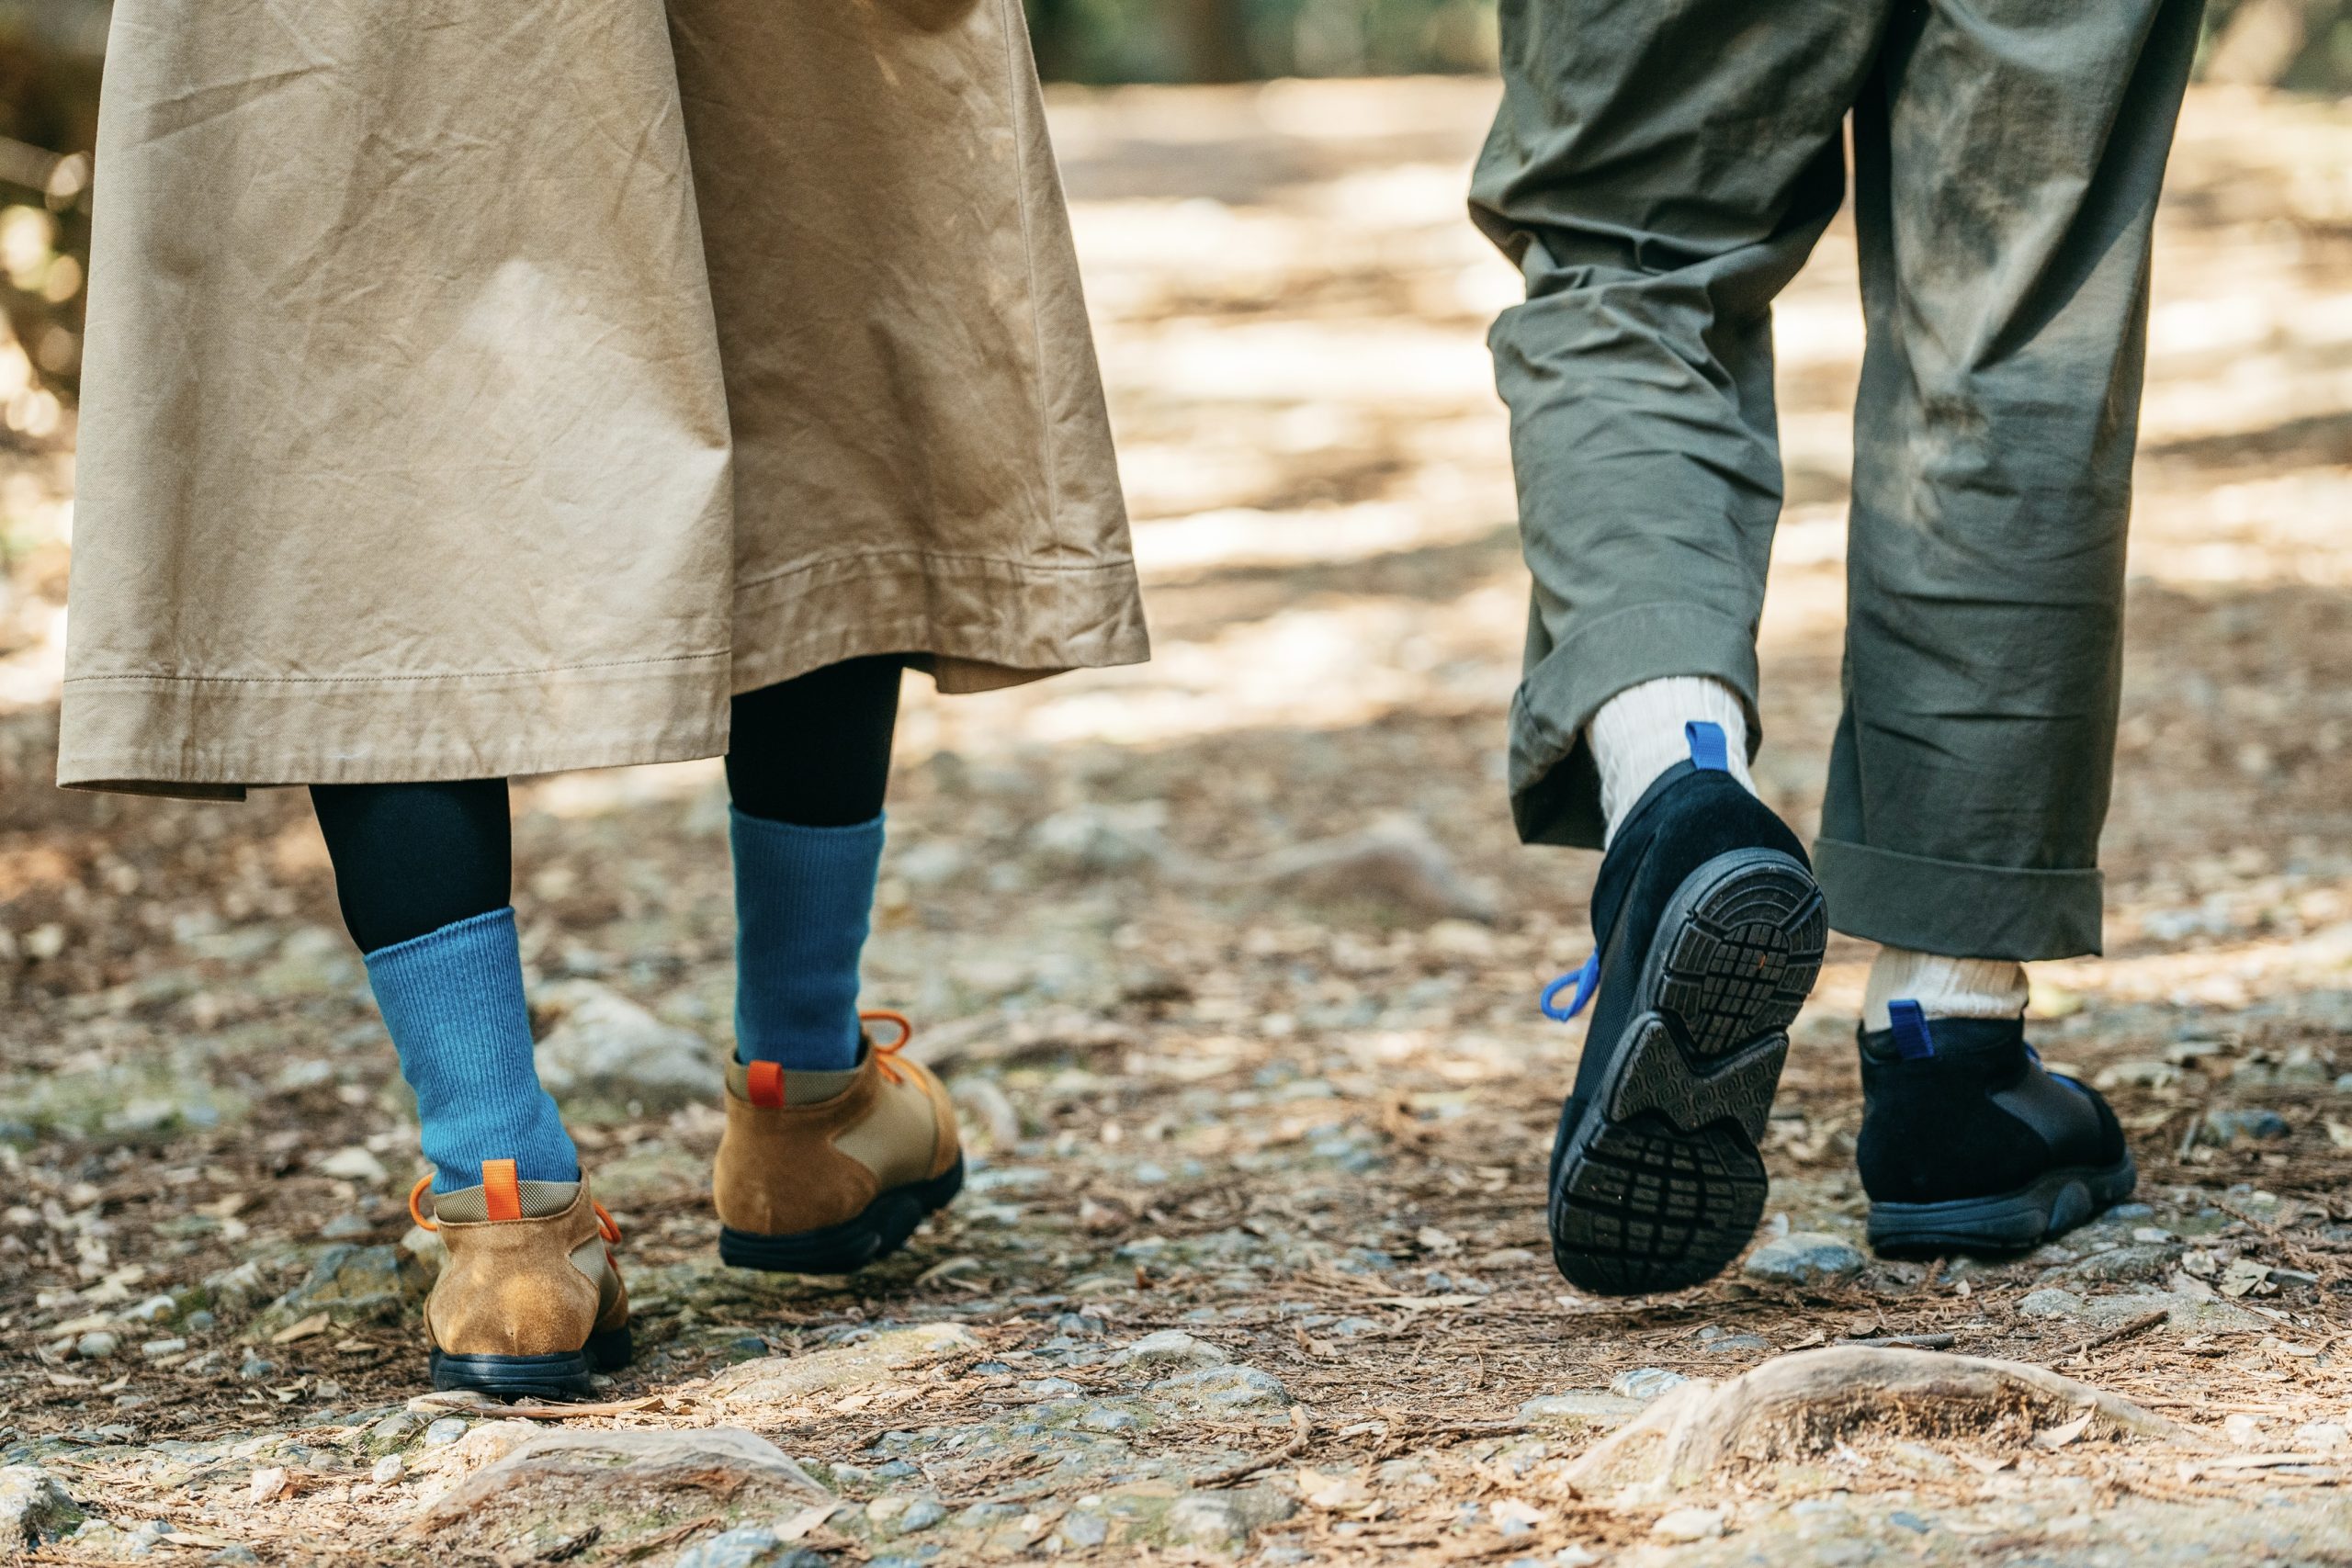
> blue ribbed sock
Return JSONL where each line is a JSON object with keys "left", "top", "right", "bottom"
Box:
{"left": 730, "top": 807, "right": 885, "bottom": 1070}
{"left": 365, "top": 907, "right": 579, "bottom": 1194}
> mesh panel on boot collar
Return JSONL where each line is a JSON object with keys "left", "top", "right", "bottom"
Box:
{"left": 430, "top": 1179, "right": 580, "bottom": 1223}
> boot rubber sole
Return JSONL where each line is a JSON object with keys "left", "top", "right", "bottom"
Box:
{"left": 1550, "top": 849, "right": 1826, "bottom": 1297}
{"left": 1868, "top": 1153, "right": 2138, "bottom": 1254}
{"left": 429, "top": 1323, "right": 633, "bottom": 1401}
{"left": 719, "top": 1156, "right": 966, "bottom": 1274}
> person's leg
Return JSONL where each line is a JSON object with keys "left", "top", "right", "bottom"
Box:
{"left": 1472, "top": 0, "right": 1886, "bottom": 849}
{"left": 1835, "top": 0, "right": 2203, "bottom": 1251}
{"left": 724, "top": 654, "right": 901, "bottom": 1070}
{"left": 1474, "top": 0, "right": 1884, "bottom": 1295}
{"left": 713, "top": 655, "right": 965, "bottom": 1273}
{"left": 311, "top": 779, "right": 578, "bottom": 1195}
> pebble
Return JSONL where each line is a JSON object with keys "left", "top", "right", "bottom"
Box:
{"left": 316, "top": 1146, "right": 389, "bottom": 1183}
{"left": 422, "top": 1416, "right": 471, "bottom": 1447}
{"left": 121, "top": 1294, "right": 177, "bottom": 1324}
{"left": 2203, "top": 1108, "right": 2290, "bottom": 1145}
{"left": 1517, "top": 1392, "right": 1645, "bottom": 1427}
{"left": 206, "top": 1550, "right": 261, "bottom": 1566}
{"left": 247, "top": 1467, "right": 288, "bottom": 1504}
{"left": 0, "top": 1465, "right": 85, "bottom": 1548}
{"left": 237, "top": 1355, "right": 276, "bottom": 1381}
{"left": 1609, "top": 1368, "right": 1688, "bottom": 1401}
{"left": 867, "top": 1495, "right": 946, "bottom": 1536}
{"left": 1652, "top": 1506, "right": 1725, "bottom": 1541}
{"left": 2292, "top": 1421, "right": 2348, "bottom": 1453}
{"left": 141, "top": 1337, "right": 187, "bottom": 1359}
{"left": 1743, "top": 1233, "right": 1867, "bottom": 1286}
{"left": 74, "top": 1331, "right": 119, "bottom": 1359}
{"left": 532, "top": 979, "right": 726, "bottom": 1111}
{"left": 2223, "top": 1414, "right": 2266, "bottom": 1449}
{"left": 370, "top": 1455, "right": 403, "bottom": 1484}
{"left": 1149, "top": 1364, "right": 1291, "bottom": 1414}
{"left": 1702, "top": 1333, "right": 1773, "bottom": 1354}
{"left": 1116, "top": 1330, "right": 1228, "bottom": 1369}
{"left": 2019, "top": 1288, "right": 2088, "bottom": 1319}
{"left": 673, "top": 1526, "right": 792, "bottom": 1568}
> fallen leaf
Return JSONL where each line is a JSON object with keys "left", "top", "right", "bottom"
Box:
{"left": 2031, "top": 1409, "right": 2095, "bottom": 1450}
{"left": 2219, "top": 1258, "right": 2271, "bottom": 1299}
{"left": 777, "top": 1503, "right": 848, "bottom": 1542}
{"left": 914, "top": 1256, "right": 980, "bottom": 1288}
{"left": 1953, "top": 1450, "right": 2015, "bottom": 1475}
{"left": 271, "top": 1312, "right": 332, "bottom": 1345}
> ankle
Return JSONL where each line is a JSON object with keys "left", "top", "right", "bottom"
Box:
{"left": 1860, "top": 948, "right": 2028, "bottom": 1032}
{"left": 1588, "top": 677, "right": 1755, "bottom": 842}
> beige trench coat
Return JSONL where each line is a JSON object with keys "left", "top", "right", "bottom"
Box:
{"left": 58, "top": 0, "right": 1147, "bottom": 798}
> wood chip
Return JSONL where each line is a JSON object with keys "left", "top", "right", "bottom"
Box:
{"left": 269, "top": 1312, "right": 332, "bottom": 1345}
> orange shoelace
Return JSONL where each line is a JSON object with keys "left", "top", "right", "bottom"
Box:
{"left": 862, "top": 1009, "right": 921, "bottom": 1086}
{"left": 408, "top": 1174, "right": 622, "bottom": 1244}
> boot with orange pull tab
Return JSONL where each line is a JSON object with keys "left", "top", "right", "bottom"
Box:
{"left": 714, "top": 1010, "right": 964, "bottom": 1273}
{"left": 409, "top": 1160, "right": 631, "bottom": 1399}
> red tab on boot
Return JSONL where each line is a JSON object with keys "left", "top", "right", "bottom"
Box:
{"left": 746, "top": 1060, "right": 786, "bottom": 1110}
{"left": 482, "top": 1158, "right": 523, "bottom": 1222}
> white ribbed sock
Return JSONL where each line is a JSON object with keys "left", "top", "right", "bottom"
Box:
{"left": 1861, "top": 947, "right": 2029, "bottom": 1031}
{"left": 1589, "top": 676, "right": 1756, "bottom": 843}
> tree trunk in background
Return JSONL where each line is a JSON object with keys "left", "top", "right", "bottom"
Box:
{"left": 1177, "top": 0, "right": 1254, "bottom": 83}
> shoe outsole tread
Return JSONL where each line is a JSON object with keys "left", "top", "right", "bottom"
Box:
{"left": 1552, "top": 850, "right": 1826, "bottom": 1297}
{"left": 429, "top": 1324, "right": 633, "bottom": 1401}
{"left": 1867, "top": 1154, "right": 2138, "bottom": 1253}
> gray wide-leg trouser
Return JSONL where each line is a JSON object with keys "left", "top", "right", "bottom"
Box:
{"left": 1473, "top": 0, "right": 2203, "bottom": 960}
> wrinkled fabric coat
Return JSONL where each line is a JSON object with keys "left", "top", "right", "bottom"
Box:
{"left": 59, "top": 0, "right": 1147, "bottom": 797}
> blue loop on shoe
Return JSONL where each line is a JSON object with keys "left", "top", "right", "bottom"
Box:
{"left": 1685, "top": 720, "right": 1729, "bottom": 773}
{"left": 1541, "top": 953, "right": 1601, "bottom": 1021}
{"left": 1887, "top": 998, "right": 1936, "bottom": 1061}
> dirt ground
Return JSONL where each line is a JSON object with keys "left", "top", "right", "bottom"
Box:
{"left": 2, "top": 77, "right": 2350, "bottom": 1567}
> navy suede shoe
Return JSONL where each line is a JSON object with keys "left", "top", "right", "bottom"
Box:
{"left": 1860, "top": 1006, "right": 2134, "bottom": 1253}
{"left": 1542, "top": 723, "right": 1826, "bottom": 1296}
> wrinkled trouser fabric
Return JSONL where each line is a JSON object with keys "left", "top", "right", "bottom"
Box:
{"left": 1472, "top": 0, "right": 2204, "bottom": 961}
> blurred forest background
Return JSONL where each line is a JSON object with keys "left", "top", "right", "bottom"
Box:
{"left": 0, "top": 0, "right": 2346, "bottom": 418}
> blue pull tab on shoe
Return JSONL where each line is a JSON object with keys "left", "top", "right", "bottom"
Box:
{"left": 1686, "top": 720, "right": 1729, "bottom": 773}
{"left": 1887, "top": 998, "right": 1937, "bottom": 1061}
{"left": 1541, "top": 953, "right": 1601, "bottom": 1021}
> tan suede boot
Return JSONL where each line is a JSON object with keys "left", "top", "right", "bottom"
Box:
{"left": 408, "top": 1162, "right": 631, "bottom": 1399}
{"left": 714, "top": 1011, "right": 964, "bottom": 1272}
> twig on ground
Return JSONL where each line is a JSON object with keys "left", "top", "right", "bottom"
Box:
{"left": 1193, "top": 1404, "right": 1313, "bottom": 1488}
{"left": 2055, "top": 1309, "right": 2171, "bottom": 1368}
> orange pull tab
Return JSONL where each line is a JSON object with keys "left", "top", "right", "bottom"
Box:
{"left": 482, "top": 1158, "right": 522, "bottom": 1222}
{"left": 746, "top": 1060, "right": 786, "bottom": 1110}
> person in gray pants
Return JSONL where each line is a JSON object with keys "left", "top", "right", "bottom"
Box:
{"left": 1472, "top": 0, "right": 2202, "bottom": 1294}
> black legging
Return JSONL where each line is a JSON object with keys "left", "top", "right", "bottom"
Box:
{"left": 312, "top": 656, "right": 903, "bottom": 953}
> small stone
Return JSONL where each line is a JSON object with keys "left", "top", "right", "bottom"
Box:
{"left": 673, "top": 1526, "right": 784, "bottom": 1568}
{"left": 317, "top": 1147, "right": 389, "bottom": 1183}
{"left": 2203, "top": 1108, "right": 2290, "bottom": 1145}
{"left": 0, "top": 1465, "right": 85, "bottom": 1548}
{"left": 1166, "top": 1495, "right": 1252, "bottom": 1549}
{"left": 237, "top": 1354, "right": 277, "bottom": 1381}
{"left": 1516, "top": 1392, "right": 1644, "bottom": 1428}
{"left": 184, "top": 1311, "right": 217, "bottom": 1333}
{"left": 423, "top": 1416, "right": 471, "bottom": 1447}
{"left": 1702, "top": 1333, "right": 1772, "bottom": 1354}
{"left": 319, "top": 1213, "right": 373, "bottom": 1241}
{"left": 2292, "top": 1421, "right": 2347, "bottom": 1454}
{"left": 1149, "top": 1364, "right": 1291, "bottom": 1413}
{"left": 206, "top": 1550, "right": 261, "bottom": 1566}
{"left": 1652, "top": 1506, "right": 1724, "bottom": 1542}
{"left": 2224, "top": 1413, "right": 2267, "bottom": 1449}
{"left": 707, "top": 1325, "right": 981, "bottom": 1407}
{"left": 369, "top": 1412, "right": 421, "bottom": 1445}
{"left": 1062, "top": 1511, "right": 1110, "bottom": 1547}
{"left": 247, "top": 1467, "right": 289, "bottom": 1504}
{"left": 370, "top": 1455, "right": 404, "bottom": 1484}
{"left": 1743, "top": 1233, "right": 1867, "bottom": 1286}
{"left": 867, "top": 1495, "right": 946, "bottom": 1536}
{"left": 1609, "top": 1367, "right": 1688, "bottom": 1401}
{"left": 2019, "top": 1288, "right": 2087, "bottom": 1319}
{"left": 74, "top": 1331, "right": 119, "bottom": 1359}
{"left": 1889, "top": 1511, "right": 1932, "bottom": 1533}
{"left": 532, "top": 979, "right": 726, "bottom": 1111}
{"left": 1116, "top": 1329, "right": 1228, "bottom": 1369}
{"left": 121, "top": 1294, "right": 177, "bottom": 1324}
{"left": 141, "top": 1337, "right": 187, "bottom": 1359}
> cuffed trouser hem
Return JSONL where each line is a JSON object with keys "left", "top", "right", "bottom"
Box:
{"left": 1508, "top": 604, "right": 1760, "bottom": 849}
{"left": 1813, "top": 837, "right": 2102, "bottom": 962}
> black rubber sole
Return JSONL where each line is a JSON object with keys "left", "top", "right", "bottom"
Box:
{"left": 429, "top": 1324, "right": 633, "bottom": 1401}
{"left": 719, "top": 1156, "right": 966, "bottom": 1274}
{"left": 1550, "top": 849, "right": 1826, "bottom": 1297}
{"left": 1868, "top": 1153, "right": 2138, "bottom": 1255}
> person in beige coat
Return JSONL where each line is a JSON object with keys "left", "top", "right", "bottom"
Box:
{"left": 60, "top": 0, "right": 1147, "bottom": 1399}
